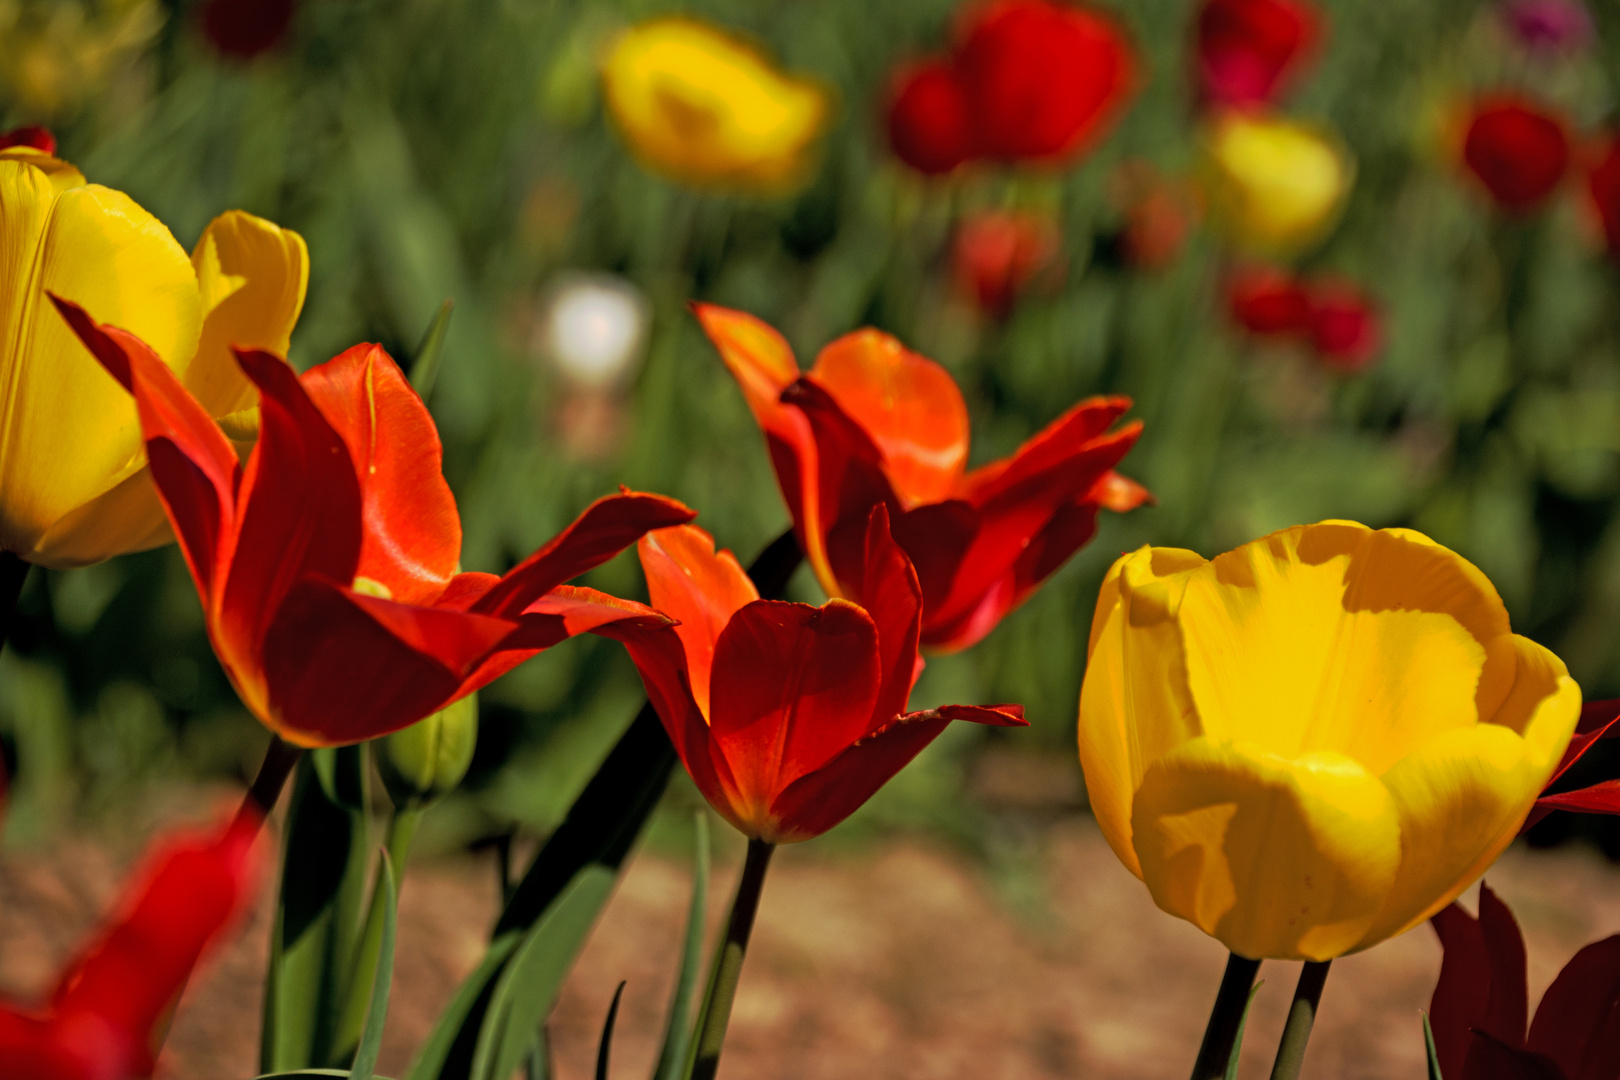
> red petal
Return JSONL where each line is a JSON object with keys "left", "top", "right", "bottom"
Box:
{"left": 1463, "top": 98, "right": 1571, "bottom": 212}
{"left": 848, "top": 506, "right": 923, "bottom": 730}
{"left": 1479, "top": 881, "right": 1531, "bottom": 1047}
{"left": 1197, "top": 0, "right": 1320, "bottom": 108}
{"left": 637, "top": 525, "right": 758, "bottom": 720}
{"left": 807, "top": 329, "right": 970, "bottom": 508}
{"left": 708, "top": 599, "right": 882, "bottom": 828}
{"left": 1431, "top": 902, "right": 1494, "bottom": 1079}
{"left": 217, "top": 348, "right": 363, "bottom": 693}
{"left": 50, "top": 296, "right": 238, "bottom": 600}
{"left": 0, "top": 125, "right": 56, "bottom": 154}
{"left": 957, "top": 396, "right": 1135, "bottom": 501}
{"left": 1526, "top": 698, "right": 1620, "bottom": 829}
{"left": 1527, "top": 935, "right": 1620, "bottom": 1080}
{"left": 768, "top": 703, "right": 1025, "bottom": 842}
{"left": 1462, "top": 1032, "right": 1567, "bottom": 1080}
{"left": 258, "top": 578, "right": 514, "bottom": 745}
{"left": 887, "top": 61, "right": 975, "bottom": 174}
{"left": 300, "top": 344, "right": 460, "bottom": 605}
{"left": 1537, "top": 780, "right": 1620, "bottom": 816}
{"left": 470, "top": 490, "right": 695, "bottom": 618}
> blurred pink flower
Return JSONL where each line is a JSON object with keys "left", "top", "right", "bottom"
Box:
{"left": 1500, "top": 0, "right": 1592, "bottom": 54}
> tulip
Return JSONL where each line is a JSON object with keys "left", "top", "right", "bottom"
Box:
{"left": 952, "top": 210, "right": 1060, "bottom": 316}
{"left": 1112, "top": 162, "right": 1198, "bottom": 271}
{"left": 1462, "top": 97, "right": 1570, "bottom": 212}
{"left": 1429, "top": 882, "right": 1620, "bottom": 1079}
{"left": 886, "top": 0, "right": 1134, "bottom": 173}
{"left": 1586, "top": 135, "right": 1620, "bottom": 259}
{"left": 1500, "top": 0, "right": 1593, "bottom": 55}
{"left": 0, "top": 148, "right": 308, "bottom": 568}
{"left": 1195, "top": 0, "right": 1321, "bottom": 109}
{"left": 1204, "top": 112, "right": 1352, "bottom": 254}
{"left": 1078, "top": 521, "right": 1579, "bottom": 961}
{"left": 603, "top": 512, "right": 1026, "bottom": 843}
{"left": 693, "top": 303, "right": 1148, "bottom": 653}
{"left": 0, "top": 125, "right": 55, "bottom": 153}
{"left": 1225, "top": 264, "right": 1312, "bottom": 336}
{"left": 56, "top": 298, "right": 694, "bottom": 747}
{"left": 0, "top": 813, "right": 264, "bottom": 1080}
{"left": 1307, "top": 280, "right": 1381, "bottom": 371}
{"left": 201, "top": 0, "right": 296, "bottom": 60}
{"left": 601, "top": 17, "right": 830, "bottom": 192}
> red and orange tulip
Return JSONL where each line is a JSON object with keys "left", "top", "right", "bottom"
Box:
{"left": 603, "top": 511, "right": 1025, "bottom": 843}
{"left": 0, "top": 813, "right": 264, "bottom": 1080}
{"left": 694, "top": 304, "right": 1147, "bottom": 653}
{"left": 56, "top": 298, "right": 692, "bottom": 747}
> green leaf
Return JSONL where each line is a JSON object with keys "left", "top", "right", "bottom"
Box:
{"left": 652, "top": 814, "right": 709, "bottom": 1080}
{"left": 596, "top": 982, "right": 627, "bottom": 1080}
{"left": 253, "top": 1072, "right": 394, "bottom": 1079}
{"left": 1423, "top": 1012, "right": 1444, "bottom": 1080}
{"left": 409, "top": 300, "right": 454, "bottom": 400}
{"left": 1225, "top": 981, "right": 1263, "bottom": 1080}
{"left": 351, "top": 851, "right": 399, "bottom": 1080}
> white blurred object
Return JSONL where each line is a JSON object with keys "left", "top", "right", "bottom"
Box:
{"left": 538, "top": 273, "right": 649, "bottom": 389}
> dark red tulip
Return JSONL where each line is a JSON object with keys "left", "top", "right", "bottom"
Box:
{"left": 952, "top": 210, "right": 1060, "bottom": 315}
{"left": 201, "top": 0, "right": 296, "bottom": 60}
{"left": 1196, "top": 0, "right": 1322, "bottom": 108}
{"left": 1463, "top": 97, "right": 1571, "bottom": 212}
{"left": 888, "top": 61, "right": 975, "bottom": 175}
{"left": 1307, "top": 280, "right": 1381, "bottom": 370}
{"left": 1225, "top": 265, "right": 1311, "bottom": 336}
{"left": 1522, "top": 698, "right": 1620, "bottom": 830}
{"left": 1587, "top": 136, "right": 1620, "bottom": 258}
{"left": 0, "top": 126, "right": 56, "bottom": 154}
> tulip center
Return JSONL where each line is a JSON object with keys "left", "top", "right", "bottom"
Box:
{"left": 352, "top": 576, "right": 393, "bottom": 600}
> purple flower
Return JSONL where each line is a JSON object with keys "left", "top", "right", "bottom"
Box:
{"left": 1501, "top": 0, "right": 1592, "bottom": 54}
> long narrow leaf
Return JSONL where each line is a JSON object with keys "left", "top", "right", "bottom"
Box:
{"left": 1225, "top": 982, "right": 1263, "bottom": 1080}
{"left": 653, "top": 815, "right": 709, "bottom": 1080}
{"left": 351, "top": 851, "right": 399, "bottom": 1080}
{"left": 409, "top": 300, "right": 454, "bottom": 399}
{"left": 1423, "top": 1013, "right": 1444, "bottom": 1080}
{"left": 597, "top": 982, "right": 627, "bottom": 1080}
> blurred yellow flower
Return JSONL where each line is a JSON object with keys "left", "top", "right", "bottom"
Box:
{"left": 1204, "top": 112, "right": 1352, "bottom": 254}
{"left": 0, "top": 147, "right": 307, "bottom": 568}
{"left": 0, "top": 0, "right": 161, "bottom": 116}
{"left": 1078, "top": 521, "right": 1578, "bottom": 961}
{"left": 601, "top": 17, "right": 830, "bottom": 191}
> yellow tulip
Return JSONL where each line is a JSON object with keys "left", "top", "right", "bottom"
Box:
{"left": 1078, "top": 521, "right": 1579, "bottom": 961}
{"left": 0, "top": 147, "right": 307, "bottom": 568}
{"left": 601, "top": 17, "right": 830, "bottom": 191}
{"left": 1204, "top": 112, "right": 1353, "bottom": 255}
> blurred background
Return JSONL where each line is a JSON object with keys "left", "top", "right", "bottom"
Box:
{"left": 3, "top": 0, "right": 1620, "bottom": 865}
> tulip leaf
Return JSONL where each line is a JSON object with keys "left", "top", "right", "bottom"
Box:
{"left": 652, "top": 814, "right": 710, "bottom": 1080}
{"left": 1423, "top": 1012, "right": 1444, "bottom": 1080}
{"left": 410, "top": 299, "right": 454, "bottom": 400}
{"left": 1225, "top": 982, "right": 1263, "bottom": 1080}
{"left": 350, "top": 850, "right": 398, "bottom": 1080}
{"left": 596, "top": 981, "right": 627, "bottom": 1080}
{"left": 253, "top": 1072, "right": 396, "bottom": 1079}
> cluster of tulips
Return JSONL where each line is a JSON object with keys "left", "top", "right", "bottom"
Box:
{"left": 5, "top": 0, "right": 1620, "bottom": 1078}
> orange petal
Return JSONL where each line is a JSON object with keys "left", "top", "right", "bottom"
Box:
{"left": 691, "top": 302, "right": 800, "bottom": 422}
{"left": 638, "top": 524, "right": 759, "bottom": 720}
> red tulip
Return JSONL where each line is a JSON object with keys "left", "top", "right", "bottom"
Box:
{"left": 1225, "top": 265, "right": 1311, "bottom": 336}
{"left": 601, "top": 513, "right": 1025, "bottom": 842}
{"left": 694, "top": 303, "right": 1147, "bottom": 653}
{"left": 952, "top": 210, "right": 1060, "bottom": 315}
{"left": 0, "top": 126, "right": 56, "bottom": 154}
{"left": 1307, "top": 280, "right": 1381, "bottom": 370}
{"left": 1429, "top": 881, "right": 1620, "bottom": 1080}
{"left": 201, "top": 0, "right": 296, "bottom": 59}
{"left": 1195, "top": 0, "right": 1321, "bottom": 108}
{"left": 54, "top": 297, "right": 692, "bottom": 747}
{"left": 1113, "top": 163, "right": 1198, "bottom": 271}
{"left": 1522, "top": 698, "right": 1620, "bottom": 829}
{"left": 1462, "top": 97, "right": 1571, "bottom": 212}
{"left": 0, "top": 813, "right": 265, "bottom": 1080}
{"left": 1587, "top": 135, "right": 1620, "bottom": 259}
{"left": 886, "top": 0, "right": 1134, "bottom": 172}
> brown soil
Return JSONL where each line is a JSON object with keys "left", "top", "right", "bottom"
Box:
{"left": 4, "top": 814, "right": 1620, "bottom": 1080}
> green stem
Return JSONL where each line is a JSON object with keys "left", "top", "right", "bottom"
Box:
{"left": 332, "top": 803, "right": 423, "bottom": 1061}
{"left": 686, "top": 838, "right": 775, "bottom": 1080}
{"left": 236, "top": 736, "right": 304, "bottom": 828}
{"left": 0, "top": 551, "right": 30, "bottom": 651}
{"left": 1268, "top": 961, "right": 1331, "bottom": 1080}
{"left": 1190, "top": 953, "right": 1263, "bottom": 1080}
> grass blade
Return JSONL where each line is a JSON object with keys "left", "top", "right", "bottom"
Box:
{"left": 653, "top": 815, "right": 709, "bottom": 1080}
{"left": 596, "top": 982, "right": 627, "bottom": 1080}
{"left": 350, "top": 850, "right": 399, "bottom": 1080}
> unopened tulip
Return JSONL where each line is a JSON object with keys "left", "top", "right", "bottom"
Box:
{"left": 0, "top": 125, "right": 55, "bottom": 153}
{"left": 1462, "top": 97, "right": 1570, "bottom": 212}
{"left": 379, "top": 692, "right": 478, "bottom": 807}
{"left": 1308, "top": 280, "right": 1382, "bottom": 370}
{"left": 0, "top": 148, "right": 307, "bottom": 568}
{"left": 1204, "top": 112, "right": 1352, "bottom": 253}
{"left": 952, "top": 210, "right": 1060, "bottom": 315}
{"left": 602, "top": 17, "right": 829, "bottom": 191}
{"left": 1079, "top": 521, "right": 1579, "bottom": 960}
{"left": 695, "top": 303, "right": 1148, "bottom": 653}
{"left": 1225, "top": 264, "right": 1312, "bottom": 336}
{"left": 57, "top": 300, "right": 693, "bottom": 747}
{"left": 604, "top": 514, "right": 1025, "bottom": 842}
{"left": 887, "top": 61, "right": 976, "bottom": 175}
{"left": 1586, "top": 135, "right": 1620, "bottom": 258}
{"left": 1196, "top": 0, "right": 1321, "bottom": 108}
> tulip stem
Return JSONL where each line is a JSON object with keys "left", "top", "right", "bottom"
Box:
{"left": 1268, "top": 960, "right": 1331, "bottom": 1080}
{"left": 686, "top": 838, "right": 775, "bottom": 1080}
{"left": 333, "top": 803, "right": 422, "bottom": 1063}
{"left": 0, "top": 551, "right": 29, "bottom": 649}
{"left": 1190, "top": 952, "right": 1262, "bottom": 1080}
{"left": 236, "top": 736, "right": 304, "bottom": 828}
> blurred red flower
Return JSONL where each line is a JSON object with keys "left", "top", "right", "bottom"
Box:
{"left": 604, "top": 515, "right": 1025, "bottom": 843}
{"left": 1586, "top": 135, "right": 1620, "bottom": 258}
{"left": 952, "top": 210, "right": 1060, "bottom": 315}
{"left": 1307, "top": 280, "right": 1381, "bottom": 370}
{"left": 0, "top": 814, "right": 264, "bottom": 1080}
{"left": 201, "top": 0, "right": 296, "bottom": 60}
{"left": 55, "top": 297, "right": 692, "bottom": 748}
{"left": 1226, "top": 266, "right": 1383, "bottom": 369}
{"left": 887, "top": 0, "right": 1134, "bottom": 174}
{"left": 695, "top": 304, "right": 1147, "bottom": 653}
{"left": 1429, "top": 881, "right": 1620, "bottom": 1080}
{"left": 1462, "top": 97, "right": 1571, "bottom": 212}
{"left": 1195, "top": 0, "right": 1321, "bottom": 108}
{"left": 1116, "top": 170, "right": 1198, "bottom": 270}
{"left": 0, "top": 126, "right": 56, "bottom": 154}
{"left": 1226, "top": 265, "right": 1312, "bottom": 336}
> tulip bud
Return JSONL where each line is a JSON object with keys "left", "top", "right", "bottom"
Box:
{"left": 952, "top": 210, "right": 1061, "bottom": 316}
{"left": 0, "top": 126, "right": 55, "bottom": 154}
{"left": 1307, "top": 280, "right": 1381, "bottom": 371}
{"left": 1195, "top": 0, "right": 1321, "bottom": 109}
{"left": 887, "top": 61, "right": 975, "bottom": 175}
{"left": 1461, "top": 97, "right": 1570, "bottom": 212}
{"left": 1204, "top": 112, "right": 1352, "bottom": 254}
{"left": 1225, "top": 264, "right": 1311, "bottom": 336}
{"left": 377, "top": 693, "right": 478, "bottom": 807}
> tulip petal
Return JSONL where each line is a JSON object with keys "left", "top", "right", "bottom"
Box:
{"left": 807, "top": 328, "right": 970, "bottom": 508}
{"left": 1462, "top": 1032, "right": 1565, "bottom": 1080}
{"left": 1131, "top": 737, "right": 1402, "bottom": 960}
{"left": 708, "top": 598, "right": 882, "bottom": 826}
{"left": 471, "top": 489, "right": 695, "bottom": 618}
{"left": 767, "top": 702, "right": 1025, "bottom": 843}
{"left": 1476, "top": 881, "right": 1531, "bottom": 1045}
{"left": 188, "top": 210, "right": 308, "bottom": 418}
{"left": 29, "top": 452, "right": 174, "bottom": 569}
{"left": 0, "top": 162, "right": 201, "bottom": 560}
{"left": 850, "top": 505, "right": 924, "bottom": 729}
{"left": 300, "top": 343, "right": 460, "bottom": 604}
{"left": 1527, "top": 934, "right": 1620, "bottom": 1080}
{"left": 1430, "top": 902, "right": 1494, "bottom": 1080}
{"left": 637, "top": 524, "right": 759, "bottom": 721}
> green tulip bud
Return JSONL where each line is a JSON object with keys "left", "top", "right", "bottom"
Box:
{"left": 378, "top": 692, "right": 478, "bottom": 807}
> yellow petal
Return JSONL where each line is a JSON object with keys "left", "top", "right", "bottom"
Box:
{"left": 1131, "top": 738, "right": 1401, "bottom": 960}
{"left": 0, "top": 160, "right": 200, "bottom": 560}
{"left": 30, "top": 462, "right": 173, "bottom": 567}
{"left": 0, "top": 148, "right": 85, "bottom": 193}
{"left": 1204, "top": 113, "right": 1353, "bottom": 255}
{"left": 188, "top": 211, "right": 309, "bottom": 417}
